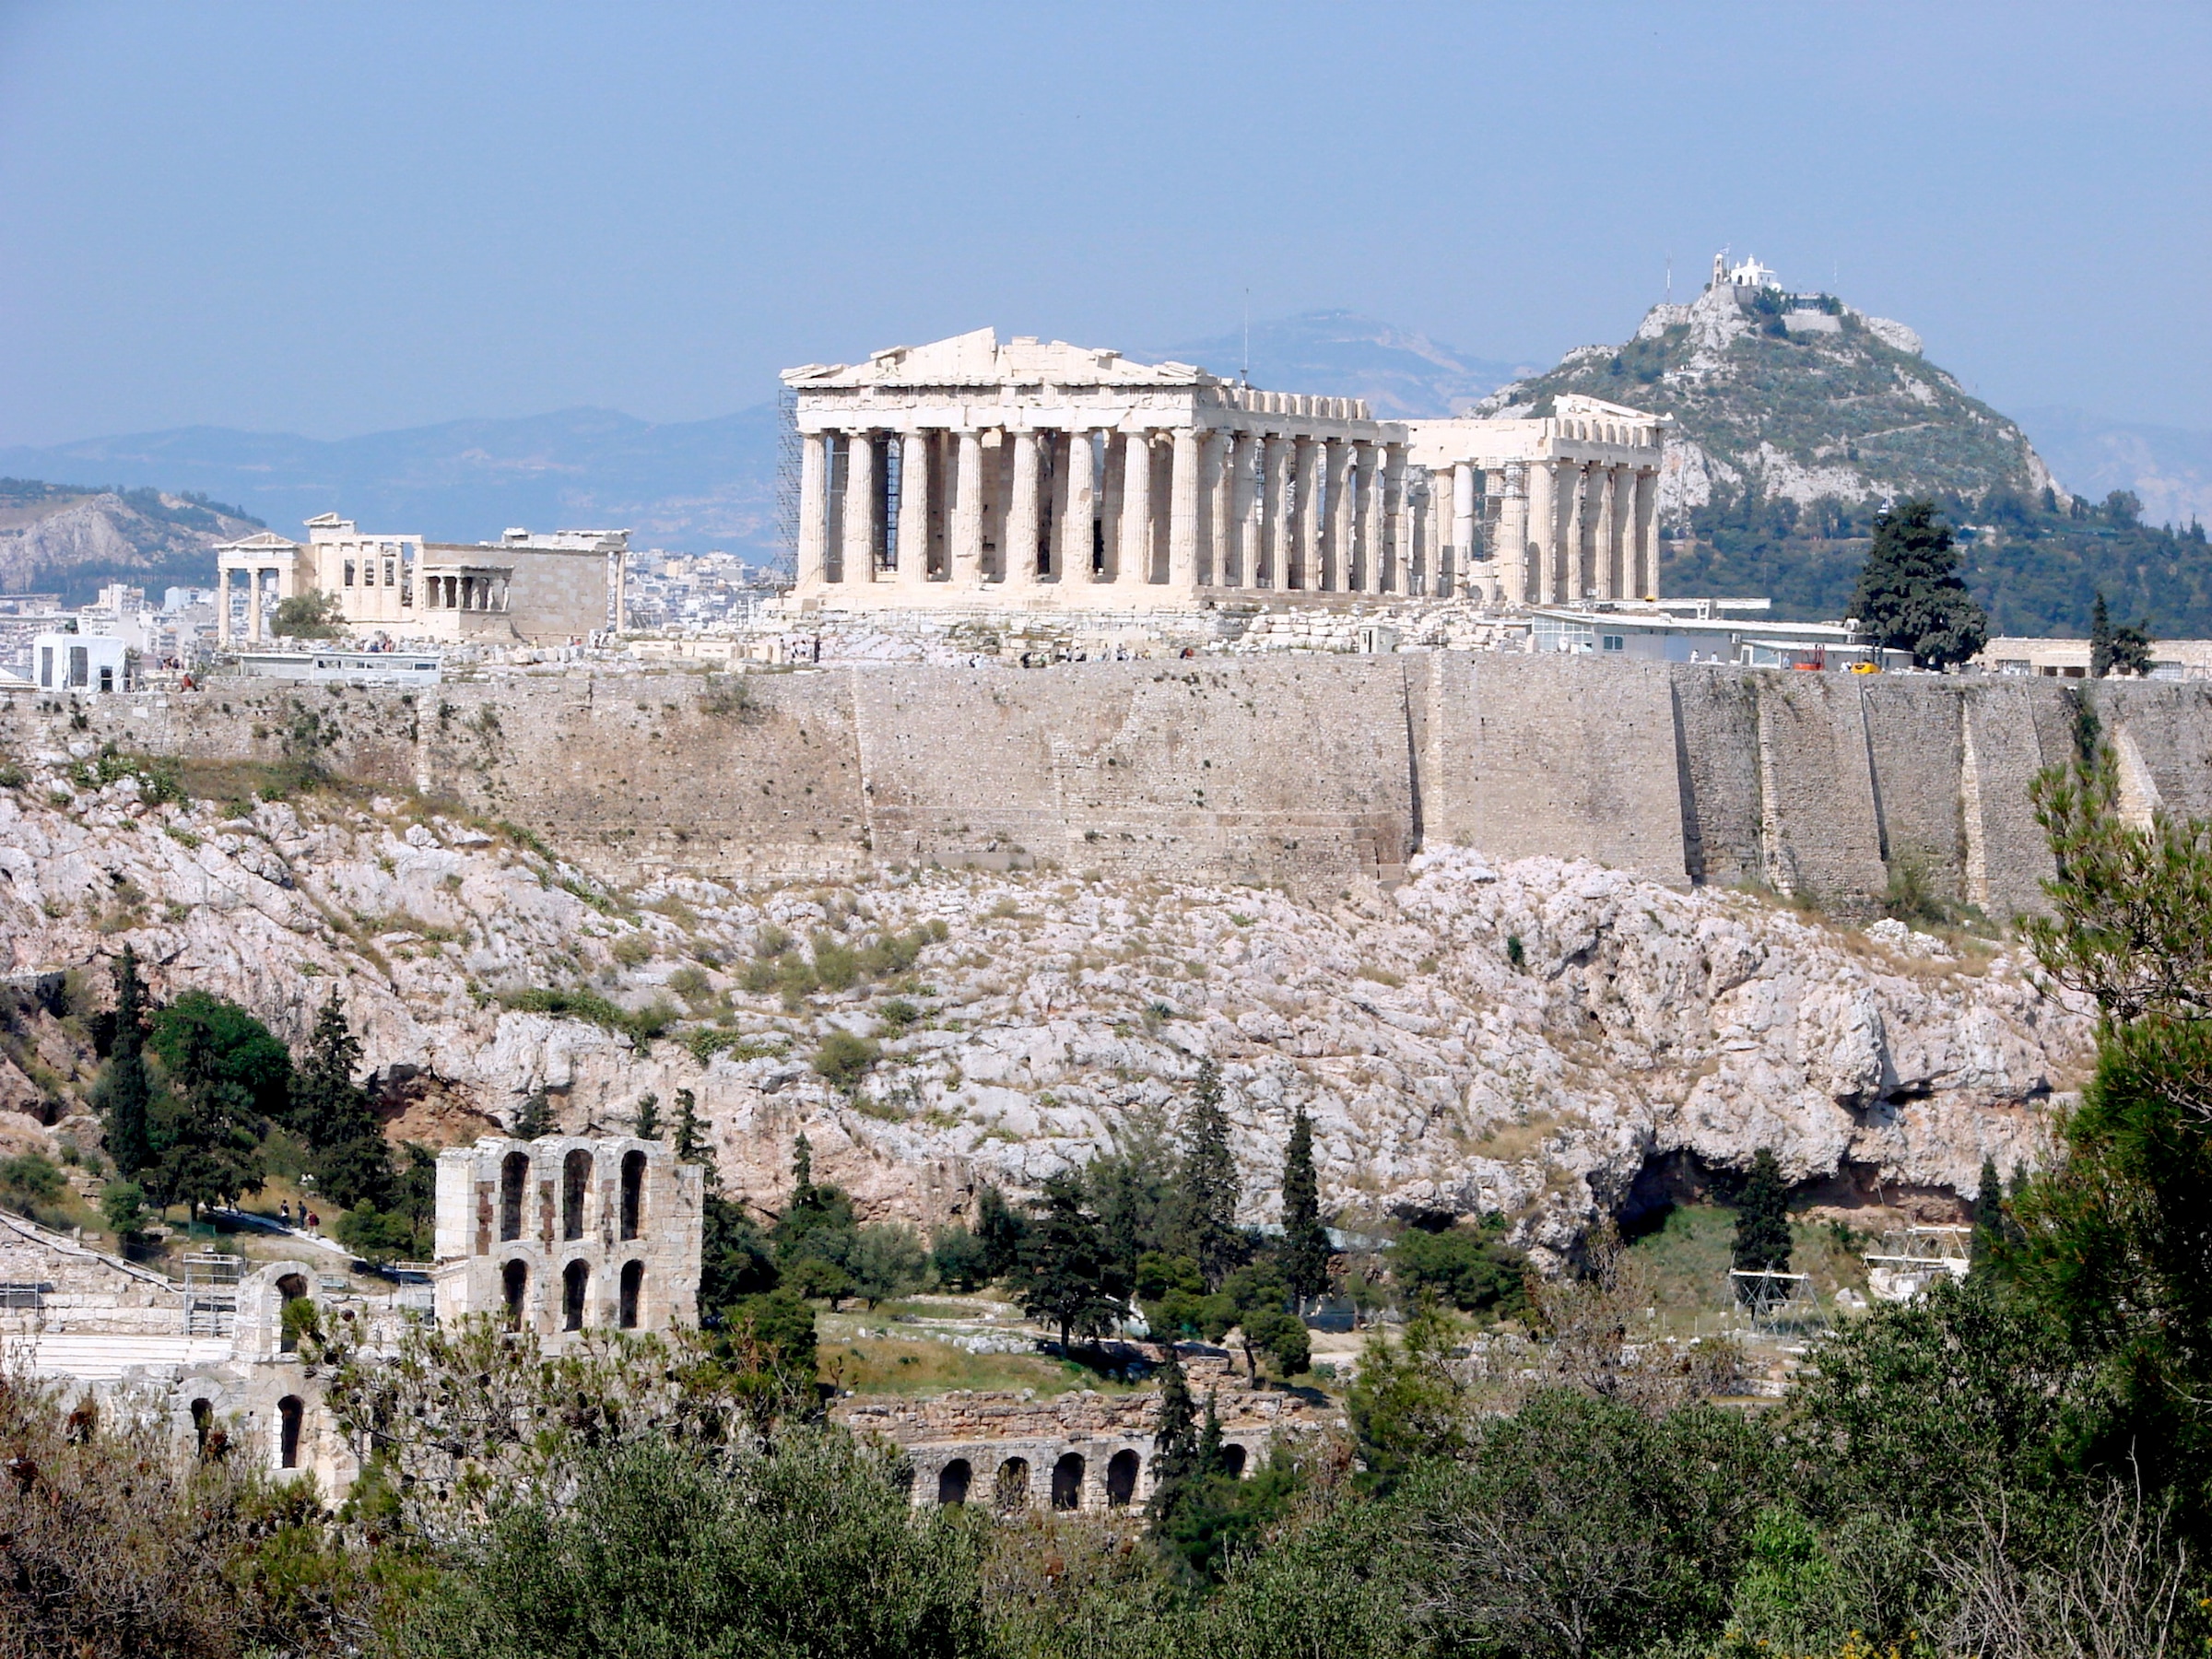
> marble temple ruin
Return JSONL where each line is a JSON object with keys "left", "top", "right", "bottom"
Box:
{"left": 782, "top": 327, "right": 1665, "bottom": 613}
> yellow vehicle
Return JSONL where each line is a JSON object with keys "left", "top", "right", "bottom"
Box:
{"left": 1848, "top": 661, "right": 1882, "bottom": 675}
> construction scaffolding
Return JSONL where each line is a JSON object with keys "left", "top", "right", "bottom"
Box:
{"left": 1728, "top": 1267, "right": 1816, "bottom": 1329}
{"left": 1864, "top": 1224, "right": 1972, "bottom": 1303}
{"left": 775, "top": 385, "right": 801, "bottom": 581}
{"left": 181, "top": 1252, "right": 241, "bottom": 1337}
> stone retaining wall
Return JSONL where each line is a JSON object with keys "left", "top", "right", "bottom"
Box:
{"left": 8, "top": 657, "right": 2206, "bottom": 914}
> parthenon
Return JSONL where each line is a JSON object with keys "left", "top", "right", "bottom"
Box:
{"left": 782, "top": 327, "right": 1665, "bottom": 612}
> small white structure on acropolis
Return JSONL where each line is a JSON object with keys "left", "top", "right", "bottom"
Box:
{"left": 781, "top": 328, "right": 1664, "bottom": 614}
{"left": 432, "top": 1135, "right": 703, "bottom": 1348}
{"left": 216, "top": 516, "right": 628, "bottom": 648}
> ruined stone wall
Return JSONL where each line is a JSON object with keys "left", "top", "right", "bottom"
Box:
{"left": 9, "top": 662, "right": 2209, "bottom": 915}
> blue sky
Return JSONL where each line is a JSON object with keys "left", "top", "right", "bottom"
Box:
{"left": 3, "top": 1, "right": 2206, "bottom": 444}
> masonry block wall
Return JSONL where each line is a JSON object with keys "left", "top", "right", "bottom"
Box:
{"left": 13, "top": 660, "right": 2211, "bottom": 918}
{"left": 433, "top": 1135, "right": 703, "bottom": 1348}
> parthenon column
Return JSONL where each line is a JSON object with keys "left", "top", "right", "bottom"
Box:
{"left": 1496, "top": 464, "right": 1530, "bottom": 606}
{"left": 1347, "top": 442, "right": 1373, "bottom": 592}
{"left": 1230, "top": 431, "right": 1265, "bottom": 588}
{"left": 1633, "top": 468, "right": 1659, "bottom": 599}
{"left": 1451, "top": 463, "right": 1477, "bottom": 598}
{"left": 1383, "top": 445, "right": 1409, "bottom": 594}
{"left": 1065, "top": 429, "right": 1100, "bottom": 583}
{"left": 1118, "top": 429, "right": 1153, "bottom": 588}
{"left": 1203, "top": 433, "right": 1230, "bottom": 587}
{"left": 1319, "top": 439, "right": 1349, "bottom": 593}
{"left": 842, "top": 430, "right": 877, "bottom": 584}
{"left": 1169, "top": 428, "right": 1202, "bottom": 592}
{"left": 898, "top": 431, "right": 933, "bottom": 594}
{"left": 796, "top": 431, "right": 828, "bottom": 592}
{"left": 1293, "top": 438, "right": 1324, "bottom": 590}
{"left": 1261, "top": 435, "right": 1289, "bottom": 587}
{"left": 952, "top": 429, "right": 984, "bottom": 587}
{"left": 1594, "top": 465, "right": 1621, "bottom": 601}
{"left": 1006, "top": 429, "right": 1041, "bottom": 593}
{"left": 1526, "top": 459, "right": 1556, "bottom": 605}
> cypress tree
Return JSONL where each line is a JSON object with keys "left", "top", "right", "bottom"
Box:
{"left": 294, "top": 991, "right": 389, "bottom": 1209}
{"left": 1280, "top": 1104, "right": 1330, "bottom": 1307}
{"left": 673, "top": 1088, "right": 711, "bottom": 1172}
{"left": 632, "top": 1091, "right": 661, "bottom": 1139}
{"left": 1147, "top": 1347, "right": 1198, "bottom": 1523}
{"left": 1849, "top": 498, "right": 1988, "bottom": 667}
{"left": 1971, "top": 1154, "right": 2006, "bottom": 1272}
{"left": 97, "top": 947, "right": 153, "bottom": 1177}
{"left": 2091, "top": 592, "right": 2115, "bottom": 679}
{"left": 1181, "top": 1060, "right": 1242, "bottom": 1290}
{"left": 789, "top": 1130, "right": 813, "bottom": 1201}
{"left": 1732, "top": 1147, "right": 1793, "bottom": 1285}
{"left": 1196, "top": 1391, "right": 1225, "bottom": 1478}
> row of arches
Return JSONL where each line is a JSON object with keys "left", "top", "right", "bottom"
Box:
{"left": 499, "top": 1148, "right": 649, "bottom": 1246}
{"left": 189, "top": 1393, "right": 309, "bottom": 1471}
{"left": 500, "top": 1256, "right": 646, "bottom": 1332}
{"left": 932, "top": 1442, "right": 1250, "bottom": 1511}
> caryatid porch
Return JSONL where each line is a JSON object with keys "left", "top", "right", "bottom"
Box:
{"left": 782, "top": 329, "right": 1458, "bottom": 610}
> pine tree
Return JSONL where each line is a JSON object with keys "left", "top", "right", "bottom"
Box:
{"left": 1280, "top": 1104, "right": 1330, "bottom": 1306}
{"left": 511, "top": 1089, "right": 553, "bottom": 1140}
{"left": 145, "top": 1008, "right": 266, "bottom": 1218}
{"left": 95, "top": 947, "right": 153, "bottom": 1177}
{"left": 294, "top": 991, "right": 389, "bottom": 1210}
{"left": 1009, "top": 1171, "right": 1128, "bottom": 1353}
{"left": 1849, "top": 498, "right": 1988, "bottom": 667}
{"left": 1732, "top": 1147, "right": 1793, "bottom": 1289}
{"left": 974, "top": 1182, "right": 1027, "bottom": 1279}
{"left": 632, "top": 1092, "right": 661, "bottom": 1139}
{"left": 1147, "top": 1347, "right": 1198, "bottom": 1523}
{"left": 1181, "top": 1060, "right": 1243, "bottom": 1290}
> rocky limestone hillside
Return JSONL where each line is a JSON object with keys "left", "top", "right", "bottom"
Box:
{"left": 0, "top": 765, "right": 2088, "bottom": 1258}
{"left": 0, "top": 480, "right": 262, "bottom": 602}
{"left": 1474, "top": 279, "right": 2062, "bottom": 524}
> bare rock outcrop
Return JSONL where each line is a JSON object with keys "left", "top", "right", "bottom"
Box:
{"left": 0, "top": 766, "right": 2087, "bottom": 1256}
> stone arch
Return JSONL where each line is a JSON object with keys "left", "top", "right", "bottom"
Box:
{"left": 502, "top": 1258, "right": 528, "bottom": 1330}
{"left": 277, "top": 1395, "right": 304, "bottom": 1470}
{"left": 562, "top": 1148, "right": 591, "bottom": 1241}
{"left": 562, "top": 1259, "right": 589, "bottom": 1331}
{"left": 1051, "top": 1452, "right": 1085, "bottom": 1511}
{"left": 994, "top": 1456, "right": 1030, "bottom": 1512}
{"left": 937, "top": 1458, "right": 972, "bottom": 1506}
{"left": 620, "top": 1149, "right": 647, "bottom": 1240}
{"left": 1106, "top": 1448, "right": 1140, "bottom": 1506}
{"left": 618, "top": 1259, "right": 643, "bottom": 1329}
{"left": 1220, "top": 1441, "right": 1248, "bottom": 1478}
{"left": 500, "top": 1150, "right": 528, "bottom": 1241}
{"left": 190, "top": 1397, "right": 213, "bottom": 1458}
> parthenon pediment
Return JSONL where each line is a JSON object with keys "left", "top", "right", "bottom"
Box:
{"left": 782, "top": 326, "right": 1218, "bottom": 392}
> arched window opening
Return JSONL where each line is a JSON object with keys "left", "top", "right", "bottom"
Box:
{"left": 619, "top": 1149, "right": 646, "bottom": 1241}
{"left": 501, "top": 1259, "right": 528, "bottom": 1331}
{"left": 618, "top": 1260, "right": 643, "bottom": 1329}
{"left": 1105, "top": 1449, "right": 1140, "bottom": 1507}
{"left": 562, "top": 1260, "right": 589, "bottom": 1331}
{"left": 277, "top": 1395, "right": 303, "bottom": 1470}
{"left": 937, "top": 1459, "right": 971, "bottom": 1506}
{"left": 562, "top": 1149, "right": 591, "bottom": 1241}
{"left": 1052, "top": 1453, "right": 1085, "bottom": 1511}
{"left": 994, "top": 1457, "right": 1030, "bottom": 1512}
{"left": 276, "top": 1274, "right": 310, "bottom": 1352}
{"left": 500, "top": 1151, "right": 528, "bottom": 1241}
{"left": 190, "top": 1398, "right": 213, "bottom": 1458}
{"left": 1220, "top": 1442, "right": 1248, "bottom": 1479}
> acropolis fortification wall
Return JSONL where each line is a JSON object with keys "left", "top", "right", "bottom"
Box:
{"left": 14, "top": 658, "right": 2210, "bottom": 916}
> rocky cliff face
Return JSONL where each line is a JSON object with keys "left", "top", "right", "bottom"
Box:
{"left": 0, "top": 762, "right": 2087, "bottom": 1255}
{"left": 1474, "top": 280, "right": 2063, "bottom": 524}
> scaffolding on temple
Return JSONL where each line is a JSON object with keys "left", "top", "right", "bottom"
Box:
{"left": 774, "top": 385, "right": 802, "bottom": 585}
{"left": 1864, "top": 1224, "right": 1972, "bottom": 1304}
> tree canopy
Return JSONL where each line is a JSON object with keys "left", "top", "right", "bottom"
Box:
{"left": 1849, "top": 497, "right": 1990, "bottom": 665}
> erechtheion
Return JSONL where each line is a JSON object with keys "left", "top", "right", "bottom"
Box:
{"left": 782, "top": 327, "right": 1664, "bottom": 613}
